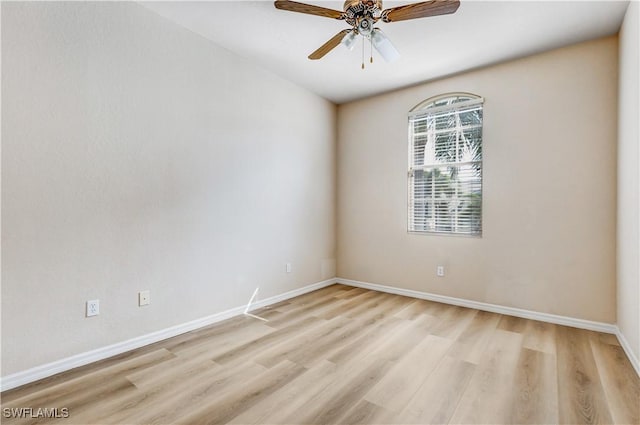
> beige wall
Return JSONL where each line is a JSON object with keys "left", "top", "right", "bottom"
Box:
{"left": 617, "top": 1, "right": 640, "bottom": 363}
{"left": 0, "top": 0, "right": 628, "bottom": 380}
{"left": 337, "top": 37, "right": 618, "bottom": 323}
{"left": 1, "top": 2, "right": 336, "bottom": 376}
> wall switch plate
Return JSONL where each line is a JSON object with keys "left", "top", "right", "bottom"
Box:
{"left": 86, "top": 299, "right": 99, "bottom": 317}
{"left": 437, "top": 266, "right": 445, "bottom": 277}
{"left": 285, "top": 263, "right": 292, "bottom": 273}
{"left": 138, "top": 290, "right": 150, "bottom": 306}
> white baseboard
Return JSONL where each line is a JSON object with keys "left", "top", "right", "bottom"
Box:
{"left": 4, "top": 276, "right": 636, "bottom": 391}
{"left": 337, "top": 278, "right": 618, "bottom": 334}
{"left": 616, "top": 327, "right": 640, "bottom": 377}
{"left": 245, "top": 278, "right": 337, "bottom": 312}
{"left": 340, "top": 278, "right": 639, "bottom": 378}
{"left": 0, "top": 278, "right": 337, "bottom": 392}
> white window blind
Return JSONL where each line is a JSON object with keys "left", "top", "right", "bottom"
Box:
{"left": 408, "top": 95, "right": 483, "bottom": 236}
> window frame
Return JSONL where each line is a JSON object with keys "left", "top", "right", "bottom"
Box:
{"left": 407, "top": 93, "right": 484, "bottom": 237}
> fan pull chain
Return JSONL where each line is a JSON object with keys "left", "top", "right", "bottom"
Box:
{"left": 370, "top": 36, "right": 373, "bottom": 63}
{"left": 361, "top": 36, "right": 365, "bottom": 70}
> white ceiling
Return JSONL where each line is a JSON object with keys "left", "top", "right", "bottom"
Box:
{"left": 141, "top": 0, "right": 629, "bottom": 104}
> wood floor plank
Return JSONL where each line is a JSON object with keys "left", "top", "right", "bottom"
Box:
{"left": 522, "top": 319, "right": 557, "bottom": 355}
{"left": 497, "top": 314, "right": 529, "bottom": 333}
{"left": 0, "top": 344, "right": 176, "bottom": 405}
{"left": 284, "top": 316, "right": 387, "bottom": 369}
{"left": 429, "top": 305, "right": 478, "bottom": 340}
{"left": 270, "top": 285, "right": 342, "bottom": 313}
{"left": 2, "top": 285, "right": 637, "bottom": 425}
{"left": 393, "top": 298, "right": 436, "bottom": 320}
{"left": 339, "top": 290, "right": 391, "bottom": 319}
{"left": 288, "top": 357, "right": 395, "bottom": 424}
{"left": 102, "top": 361, "right": 268, "bottom": 424}
{"left": 125, "top": 355, "right": 219, "bottom": 389}
{"left": 1, "top": 378, "right": 136, "bottom": 425}
{"left": 317, "top": 289, "right": 384, "bottom": 320}
{"left": 265, "top": 294, "right": 339, "bottom": 327}
{"left": 596, "top": 332, "right": 621, "bottom": 347}
{"left": 335, "top": 399, "right": 393, "bottom": 425}
{"left": 167, "top": 318, "right": 276, "bottom": 359}
{"left": 246, "top": 305, "right": 284, "bottom": 321}
{"left": 282, "top": 317, "right": 429, "bottom": 424}
{"left": 252, "top": 315, "right": 352, "bottom": 368}
{"left": 509, "top": 348, "right": 559, "bottom": 424}
{"left": 3, "top": 349, "right": 175, "bottom": 409}
{"left": 164, "top": 315, "right": 262, "bottom": 351}
{"left": 556, "top": 326, "right": 614, "bottom": 424}
{"left": 418, "top": 299, "right": 453, "bottom": 317}
{"left": 447, "top": 309, "right": 501, "bottom": 364}
{"left": 589, "top": 334, "right": 640, "bottom": 424}
{"left": 353, "top": 293, "right": 409, "bottom": 323}
{"left": 449, "top": 329, "right": 524, "bottom": 424}
{"left": 326, "top": 315, "right": 407, "bottom": 365}
{"left": 211, "top": 316, "right": 324, "bottom": 366}
{"left": 72, "top": 359, "right": 218, "bottom": 424}
{"left": 175, "top": 360, "right": 306, "bottom": 425}
{"left": 228, "top": 360, "right": 339, "bottom": 425}
{"left": 395, "top": 355, "right": 476, "bottom": 424}
{"left": 332, "top": 286, "right": 367, "bottom": 299}
{"left": 364, "top": 334, "right": 453, "bottom": 412}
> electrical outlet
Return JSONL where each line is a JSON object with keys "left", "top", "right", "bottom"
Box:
{"left": 437, "top": 266, "right": 445, "bottom": 277}
{"left": 86, "top": 299, "right": 99, "bottom": 317}
{"left": 285, "top": 263, "right": 292, "bottom": 273}
{"left": 138, "top": 290, "right": 150, "bottom": 306}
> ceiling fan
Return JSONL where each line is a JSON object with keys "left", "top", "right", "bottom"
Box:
{"left": 274, "top": 0, "right": 460, "bottom": 67}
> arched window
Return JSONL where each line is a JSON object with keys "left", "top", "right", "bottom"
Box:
{"left": 408, "top": 93, "right": 483, "bottom": 235}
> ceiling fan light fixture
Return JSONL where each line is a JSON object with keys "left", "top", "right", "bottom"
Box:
{"left": 341, "top": 31, "right": 358, "bottom": 51}
{"left": 371, "top": 28, "right": 399, "bottom": 63}
{"left": 357, "top": 17, "right": 374, "bottom": 36}
{"left": 273, "top": 0, "right": 460, "bottom": 64}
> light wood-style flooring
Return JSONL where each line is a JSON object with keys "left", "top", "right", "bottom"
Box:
{"left": 2, "top": 284, "right": 639, "bottom": 424}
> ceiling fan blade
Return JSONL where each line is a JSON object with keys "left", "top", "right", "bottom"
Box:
{"left": 381, "top": 0, "right": 460, "bottom": 23}
{"left": 309, "top": 29, "right": 352, "bottom": 60}
{"left": 274, "top": 1, "right": 345, "bottom": 19}
{"left": 371, "top": 29, "right": 400, "bottom": 62}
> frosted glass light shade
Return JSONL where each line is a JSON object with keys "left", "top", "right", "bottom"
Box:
{"left": 341, "top": 31, "right": 358, "bottom": 51}
{"left": 371, "top": 29, "right": 399, "bottom": 62}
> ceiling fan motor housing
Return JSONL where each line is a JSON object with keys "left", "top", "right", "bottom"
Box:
{"left": 343, "top": 0, "right": 383, "bottom": 26}
{"left": 273, "top": 0, "right": 460, "bottom": 62}
{"left": 358, "top": 18, "right": 374, "bottom": 36}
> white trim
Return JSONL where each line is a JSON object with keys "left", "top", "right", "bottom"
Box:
{"left": 244, "top": 278, "right": 337, "bottom": 312}
{"left": 337, "top": 278, "right": 618, "bottom": 334}
{"left": 409, "top": 93, "right": 483, "bottom": 114}
{"left": 408, "top": 100, "right": 483, "bottom": 118}
{"left": 4, "top": 277, "right": 636, "bottom": 391}
{"left": 0, "top": 278, "right": 337, "bottom": 392}
{"left": 616, "top": 327, "right": 640, "bottom": 377}
{"left": 340, "top": 277, "right": 638, "bottom": 377}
